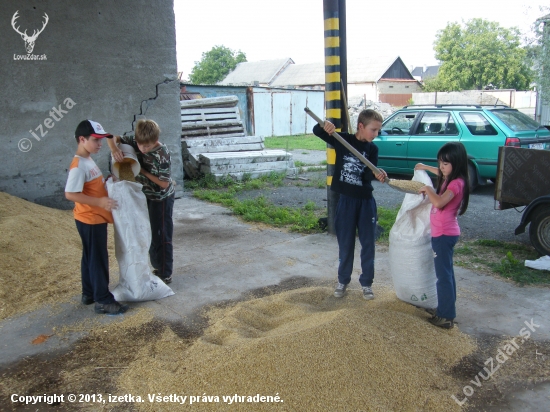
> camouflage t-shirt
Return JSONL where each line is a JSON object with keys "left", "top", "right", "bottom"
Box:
{"left": 120, "top": 134, "right": 175, "bottom": 201}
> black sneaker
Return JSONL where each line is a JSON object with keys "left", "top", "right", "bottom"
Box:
{"left": 425, "top": 308, "right": 437, "bottom": 317}
{"left": 94, "top": 301, "right": 129, "bottom": 315}
{"left": 429, "top": 315, "right": 454, "bottom": 329}
{"left": 81, "top": 294, "right": 94, "bottom": 305}
{"left": 153, "top": 269, "right": 172, "bottom": 284}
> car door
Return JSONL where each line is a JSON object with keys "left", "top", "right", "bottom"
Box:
{"left": 376, "top": 111, "right": 419, "bottom": 173}
{"left": 406, "top": 111, "right": 461, "bottom": 171}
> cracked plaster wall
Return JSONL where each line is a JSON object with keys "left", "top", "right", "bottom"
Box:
{"left": 0, "top": 0, "right": 183, "bottom": 208}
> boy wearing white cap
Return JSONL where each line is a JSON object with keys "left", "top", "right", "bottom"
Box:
{"left": 65, "top": 120, "right": 128, "bottom": 315}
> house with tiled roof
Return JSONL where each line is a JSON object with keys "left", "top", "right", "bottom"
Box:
{"left": 218, "top": 58, "right": 294, "bottom": 86}
{"left": 411, "top": 65, "right": 440, "bottom": 82}
{"left": 220, "top": 56, "right": 422, "bottom": 106}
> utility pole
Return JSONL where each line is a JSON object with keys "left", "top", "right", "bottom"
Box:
{"left": 322, "top": 0, "right": 347, "bottom": 234}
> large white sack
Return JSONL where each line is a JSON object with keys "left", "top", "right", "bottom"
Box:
{"left": 389, "top": 170, "right": 437, "bottom": 309}
{"left": 106, "top": 179, "right": 174, "bottom": 302}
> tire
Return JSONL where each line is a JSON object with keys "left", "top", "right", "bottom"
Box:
{"left": 529, "top": 206, "right": 550, "bottom": 256}
{"left": 468, "top": 162, "right": 478, "bottom": 192}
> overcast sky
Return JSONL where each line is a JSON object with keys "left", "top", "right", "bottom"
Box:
{"left": 174, "top": 0, "right": 546, "bottom": 80}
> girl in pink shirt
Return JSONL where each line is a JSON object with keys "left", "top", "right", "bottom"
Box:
{"left": 415, "top": 142, "right": 470, "bottom": 329}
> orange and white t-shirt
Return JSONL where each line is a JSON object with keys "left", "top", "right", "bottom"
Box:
{"left": 65, "top": 156, "right": 113, "bottom": 224}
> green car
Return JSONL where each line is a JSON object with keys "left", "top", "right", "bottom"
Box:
{"left": 376, "top": 105, "right": 550, "bottom": 189}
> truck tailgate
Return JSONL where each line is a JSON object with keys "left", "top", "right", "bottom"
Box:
{"left": 495, "top": 147, "right": 550, "bottom": 209}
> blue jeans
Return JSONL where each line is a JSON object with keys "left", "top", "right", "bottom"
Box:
{"left": 335, "top": 194, "right": 377, "bottom": 287}
{"left": 75, "top": 221, "right": 115, "bottom": 304}
{"left": 147, "top": 194, "right": 174, "bottom": 278}
{"left": 432, "top": 235, "right": 459, "bottom": 319}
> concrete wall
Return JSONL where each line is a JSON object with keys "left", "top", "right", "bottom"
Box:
{"left": 1, "top": 0, "right": 182, "bottom": 208}
{"left": 347, "top": 83, "right": 378, "bottom": 102}
{"left": 377, "top": 81, "right": 422, "bottom": 94}
{"left": 412, "top": 90, "right": 536, "bottom": 109}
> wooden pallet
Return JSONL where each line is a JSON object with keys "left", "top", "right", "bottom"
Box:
{"left": 180, "top": 96, "right": 295, "bottom": 180}
{"left": 181, "top": 96, "right": 245, "bottom": 139}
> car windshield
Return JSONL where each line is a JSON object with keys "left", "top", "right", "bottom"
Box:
{"left": 490, "top": 110, "right": 542, "bottom": 131}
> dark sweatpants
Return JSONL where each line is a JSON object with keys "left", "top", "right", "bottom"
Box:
{"left": 75, "top": 220, "right": 115, "bottom": 304}
{"left": 147, "top": 194, "right": 174, "bottom": 279}
{"left": 335, "top": 194, "right": 377, "bottom": 287}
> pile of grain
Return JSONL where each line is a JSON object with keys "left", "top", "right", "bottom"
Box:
{"left": 118, "top": 286, "right": 476, "bottom": 411}
{"left": 0, "top": 192, "right": 116, "bottom": 320}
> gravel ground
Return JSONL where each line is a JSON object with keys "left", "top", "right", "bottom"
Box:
{"left": 236, "top": 150, "right": 531, "bottom": 246}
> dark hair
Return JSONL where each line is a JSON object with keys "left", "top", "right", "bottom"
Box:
{"left": 435, "top": 142, "right": 469, "bottom": 215}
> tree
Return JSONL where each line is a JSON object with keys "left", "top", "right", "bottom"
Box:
{"left": 189, "top": 45, "right": 247, "bottom": 84}
{"left": 431, "top": 18, "right": 533, "bottom": 91}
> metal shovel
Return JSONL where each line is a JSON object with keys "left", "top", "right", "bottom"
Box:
{"left": 304, "top": 107, "right": 424, "bottom": 194}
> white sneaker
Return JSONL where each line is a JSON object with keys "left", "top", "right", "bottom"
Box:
{"left": 334, "top": 283, "right": 347, "bottom": 298}
{"left": 362, "top": 286, "right": 374, "bottom": 300}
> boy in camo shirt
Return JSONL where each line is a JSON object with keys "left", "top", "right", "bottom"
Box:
{"left": 108, "top": 119, "right": 175, "bottom": 284}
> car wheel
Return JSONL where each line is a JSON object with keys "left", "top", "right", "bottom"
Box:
{"left": 468, "top": 163, "right": 478, "bottom": 191}
{"left": 529, "top": 206, "right": 550, "bottom": 256}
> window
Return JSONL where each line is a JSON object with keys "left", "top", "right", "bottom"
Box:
{"left": 381, "top": 111, "right": 419, "bottom": 135}
{"left": 491, "top": 110, "right": 540, "bottom": 131}
{"left": 416, "top": 112, "right": 456, "bottom": 135}
{"left": 460, "top": 112, "right": 497, "bottom": 135}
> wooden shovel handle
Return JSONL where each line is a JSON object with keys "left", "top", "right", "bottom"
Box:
{"left": 304, "top": 107, "right": 384, "bottom": 177}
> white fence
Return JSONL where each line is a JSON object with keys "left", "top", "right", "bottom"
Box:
{"left": 252, "top": 88, "right": 324, "bottom": 137}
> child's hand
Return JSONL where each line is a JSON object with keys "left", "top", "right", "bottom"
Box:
{"left": 323, "top": 121, "right": 336, "bottom": 135}
{"left": 107, "top": 174, "right": 119, "bottom": 183}
{"left": 111, "top": 147, "right": 124, "bottom": 163}
{"left": 374, "top": 168, "right": 387, "bottom": 183}
{"left": 415, "top": 163, "right": 427, "bottom": 171}
{"left": 99, "top": 197, "right": 118, "bottom": 212}
{"left": 419, "top": 185, "right": 434, "bottom": 195}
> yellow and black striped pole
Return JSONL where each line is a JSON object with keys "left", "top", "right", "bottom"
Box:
{"left": 323, "top": 0, "right": 341, "bottom": 234}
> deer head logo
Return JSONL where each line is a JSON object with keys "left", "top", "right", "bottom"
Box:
{"left": 11, "top": 10, "right": 49, "bottom": 54}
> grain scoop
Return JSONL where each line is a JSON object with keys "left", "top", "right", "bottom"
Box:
{"left": 111, "top": 143, "right": 140, "bottom": 181}
{"left": 304, "top": 107, "right": 425, "bottom": 194}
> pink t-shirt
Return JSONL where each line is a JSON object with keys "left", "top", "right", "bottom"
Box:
{"left": 430, "top": 178, "right": 465, "bottom": 237}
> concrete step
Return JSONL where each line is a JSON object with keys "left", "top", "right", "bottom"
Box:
{"left": 201, "top": 160, "right": 295, "bottom": 174}
{"left": 199, "top": 150, "right": 291, "bottom": 166}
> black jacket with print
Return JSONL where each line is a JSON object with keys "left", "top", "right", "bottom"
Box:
{"left": 313, "top": 124, "right": 379, "bottom": 199}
